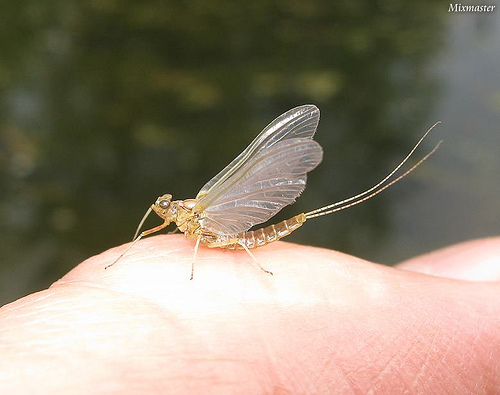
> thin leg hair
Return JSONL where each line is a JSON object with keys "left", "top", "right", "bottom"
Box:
{"left": 239, "top": 241, "right": 273, "bottom": 276}
{"left": 190, "top": 237, "right": 201, "bottom": 280}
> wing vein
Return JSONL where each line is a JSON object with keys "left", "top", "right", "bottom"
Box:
{"left": 195, "top": 105, "right": 323, "bottom": 235}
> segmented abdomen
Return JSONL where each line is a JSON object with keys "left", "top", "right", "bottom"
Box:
{"left": 224, "top": 213, "right": 307, "bottom": 250}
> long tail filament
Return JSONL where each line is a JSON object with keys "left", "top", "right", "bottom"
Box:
{"left": 305, "top": 121, "right": 442, "bottom": 219}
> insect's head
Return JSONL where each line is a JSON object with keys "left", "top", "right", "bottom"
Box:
{"left": 151, "top": 194, "right": 177, "bottom": 221}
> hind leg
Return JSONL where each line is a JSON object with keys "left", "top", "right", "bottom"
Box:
{"left": 204, "top": 239, "right": 273, "bottom": 276}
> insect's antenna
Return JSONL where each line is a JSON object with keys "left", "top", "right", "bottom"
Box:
{"left": 133, "top": 206, "right": 154, "bottom": 240}
{"left": 305, "top": 121, "right": 441, "bottom": 218}
{"left": 104, "top": 206, "right": 154, "bottom": 270}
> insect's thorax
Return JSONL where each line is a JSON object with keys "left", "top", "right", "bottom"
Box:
{"left": 150, "top": 193, "right": 308, "bottom": 249}
{"left": 174, "top": 199, "right": 227, "bottom": 244}
{"left": 172, "top": 199, "right": 199, "bottom": 236}
{"left": 152, "top": 194, "right": 228, "bottom": 244}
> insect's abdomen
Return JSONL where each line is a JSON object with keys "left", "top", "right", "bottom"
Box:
{"left": 227, "top": 214, "right": 307, "bottom": 250}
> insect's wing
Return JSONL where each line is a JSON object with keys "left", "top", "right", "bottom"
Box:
{"left": 196, "top": 104, "right": 320, "bottom": 199}
{"left": 194, "top": 105, "right": 323, "bottom": 236}
{"left": 197, "top": 139, "right": 323, "bottom": 235}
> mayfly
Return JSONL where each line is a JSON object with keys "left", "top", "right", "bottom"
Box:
{"left": 106, "top": 105, "right": 441, "bottom": 279}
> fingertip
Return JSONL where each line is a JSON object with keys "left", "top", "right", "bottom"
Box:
{"left": 396, "top": 237, "right": 500, "bottom": 282}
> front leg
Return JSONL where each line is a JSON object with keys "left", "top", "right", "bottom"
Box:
{"left": 106, "top": 219, "right": 171, "bottom": 269}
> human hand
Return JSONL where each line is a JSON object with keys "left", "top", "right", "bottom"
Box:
{"left": 1, "top": 235, "right": 499, "bottom": 393}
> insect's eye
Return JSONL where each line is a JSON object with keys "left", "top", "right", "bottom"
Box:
{"left": 159, "top": 199, "right": 170, "bottom": 209}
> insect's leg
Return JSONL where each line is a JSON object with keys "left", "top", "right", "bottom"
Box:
{"left": 238, "top": 241, "right": 273, "bottom": 276}
{"left": 203, "top": 238, "right": 273, "bottom": 276}
{"left": 190, "top": 236, "right": 201, "bottom": 280}
{"left": 203, "top": 238, "right": 239, "bottom": 248}
{"left": 140, "top": 221, "right": 171, "bottom": 237}
{"left": 105, "top": 220, "right": 170, "bottom": 269}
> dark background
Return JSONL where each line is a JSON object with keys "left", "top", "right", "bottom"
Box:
{"left": 1, "top": 1, "right": 499, "bottom": 305}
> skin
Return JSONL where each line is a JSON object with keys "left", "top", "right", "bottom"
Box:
{"left": 0, "top": 235, "right": 499, "bottom": 394}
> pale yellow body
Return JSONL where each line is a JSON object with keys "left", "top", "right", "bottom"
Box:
{"left": 105, "top": 111, "right": 440, "bottom": 279}
{"left": 151, "top": 196, "right": 306, "bottom": 250}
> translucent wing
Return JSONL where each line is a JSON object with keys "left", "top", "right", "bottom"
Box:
{"left": 194, "top": 105, "right": 323, "bottom": 235}
{"left": 196, "top": 104, "right": 320, "bottom": 199}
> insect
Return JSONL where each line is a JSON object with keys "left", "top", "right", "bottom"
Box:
{"left": 106, "top": 105, "right": 441, "bottom": 279}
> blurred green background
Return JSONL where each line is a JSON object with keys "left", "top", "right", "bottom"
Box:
{"left": 1, "top": 1, "right": 499, "bottom": 305}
